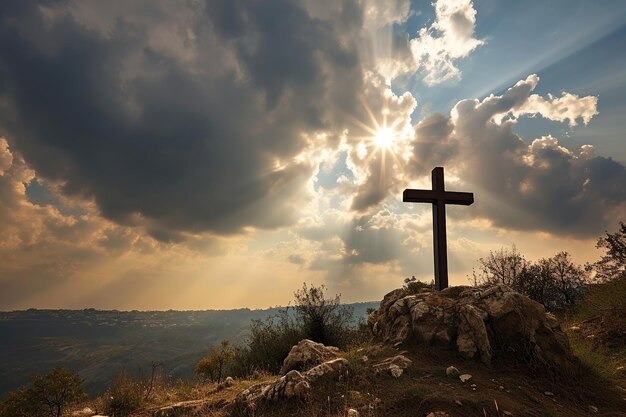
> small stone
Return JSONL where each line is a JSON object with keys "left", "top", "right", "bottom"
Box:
{"left": 361, "top": 355, "right": 369, "bottom": 363}
{"left": 502, "top": 411, "right": 513, "bottom": 416}
{"left": 544, "top": 391, "right": 554, "bottom": 397}
{"left": 459, "top": 374, "right": 472, "bottom": 383}
{"left": 347, "top": 408, "right": 360, "bottom": 417}
{"left": 446, "top": 366, "right": 460, "bottom": 377}
{"left": 470, "top": 384, "right": 476, "bottom": 388}
{"left": 426, "top": 412, "right": 450, "bottom": 417}
{"left": 389, "top": 364, "right": 403, "bottom": 378}
{"left": 454, "top": 400, "right": 463, "bottom": 406}
{"left": 499, "top": 385, "right": 505, "bottom": 390}
{"left": 71, "top": 408, "right": 94, "bottom": 417}
{"left": 588, "top": 405, "right": 598, "bottom": 413}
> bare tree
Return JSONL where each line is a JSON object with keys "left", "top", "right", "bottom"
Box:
{"left": 588, "top": 221, "right": 626, "bottom": 282}
{"left": 474, "top": 248, "right": 587, "bottom": 310}
{"left": 551, "top": 252, "right": 587, "bottom": 306}
{"left": 477, "top": 246, "right": 527, "bottom": 286}
{"left": 143, "top": 361, "right": 162, "bottom": 401}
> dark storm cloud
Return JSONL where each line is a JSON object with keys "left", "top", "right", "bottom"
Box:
{"left": 0, "top": 0, "right": 363, "bottom": 238}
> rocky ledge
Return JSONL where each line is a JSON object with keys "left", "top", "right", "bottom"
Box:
{"left": 368, "top": 284, "right": 575, "bottom": 370}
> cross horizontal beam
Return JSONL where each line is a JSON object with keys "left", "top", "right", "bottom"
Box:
{"left": 403, "top": 190, "right": 474, "bottom": 205}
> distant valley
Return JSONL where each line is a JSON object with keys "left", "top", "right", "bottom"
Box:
{"left": 0, "top": 303, "right": 377, "bottom": 397}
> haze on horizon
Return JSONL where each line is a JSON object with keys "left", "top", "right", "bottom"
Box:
{"left": 0, "top": 0, "right": 625, "bottom": 311}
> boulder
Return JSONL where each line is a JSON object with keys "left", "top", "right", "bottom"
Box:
{"left": 231, "top": 351, "right": 349, "bottom": 412}
{"left": 280, "top": 339, "right": 339, "bottom": 374}
{"left": 368, "top": 284, "right": 575, "bottom": 370}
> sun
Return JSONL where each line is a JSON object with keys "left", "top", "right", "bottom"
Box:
{"left": 373, "top": 127, "right": 395, "bottom": 149}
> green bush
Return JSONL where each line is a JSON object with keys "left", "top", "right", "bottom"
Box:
{"left": 231, "top": 283, "right": 368, "bottom": 376}
{"left": 103, "top": 371, "right": 144, "bottom": 417}
{"left": 195, "top": 340, "right": 235, "bottom": 383}
{"left": 403, "top": 276, "right": 434, "bottom": 294}
{"left": 0, "top": 368, "right": 85, "bottom": 417}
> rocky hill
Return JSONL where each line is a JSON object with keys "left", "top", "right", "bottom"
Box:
{"left": 62, "top": 284, "right": 626, "bottom": 417}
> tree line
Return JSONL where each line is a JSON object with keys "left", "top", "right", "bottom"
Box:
{"left": 470, "top": 221, "right": 626, "bottom": 310}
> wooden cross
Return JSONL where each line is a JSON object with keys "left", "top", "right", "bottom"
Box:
{"left": 403, "top": 167, "right": 474, "bottom": 290}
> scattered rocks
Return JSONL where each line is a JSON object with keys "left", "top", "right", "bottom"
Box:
{"left": 459, "top": 374, "right": 472, "bottom": 383}
{"left": 280, "top": 339, "right": 339, "bottom": 374}
{"left": 372, "top": 355, "right": 412, "bottom": 378}
{"left": 445, "top": 366, "right": 460, "bottom": 377}
{"left": 368, "top": 284, "right": 575, "bottom": 369}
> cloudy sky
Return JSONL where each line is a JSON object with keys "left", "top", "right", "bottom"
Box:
{"left": 1, "top": 0, "right": 625, "bottom": 310}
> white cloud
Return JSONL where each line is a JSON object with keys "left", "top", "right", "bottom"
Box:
{"left": 361, "top": 0, "right": 411, "bottom": 29}
{"left": 513, "top": 91, "right": 599, "bottom": 127}
{"left": 410, "top": 0, "right": 484, "bottom": 84}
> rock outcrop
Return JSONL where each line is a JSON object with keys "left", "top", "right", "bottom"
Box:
{"left": 231, "top": 350, "right": 348, "bottom": 413}
{"left": 280, "top": 339, "right": 339, "bottom": 374}
{"left": 368, "top": 284, "right": 575, "bottom": 369}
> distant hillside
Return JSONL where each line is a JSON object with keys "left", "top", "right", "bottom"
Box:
{"left": 0, "top": 302, "right": 378, "bottom": 396}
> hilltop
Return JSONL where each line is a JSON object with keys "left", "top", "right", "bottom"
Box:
{"left": 56, "top": 281, "right": 626, "bottom": 417}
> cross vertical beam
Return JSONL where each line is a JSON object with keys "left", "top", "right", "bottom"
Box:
{"left": 403, "top": 167, "right": 474, "bottom": 291}
{"left": 432, "top": 167, "right": 448, "bottom": 290}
